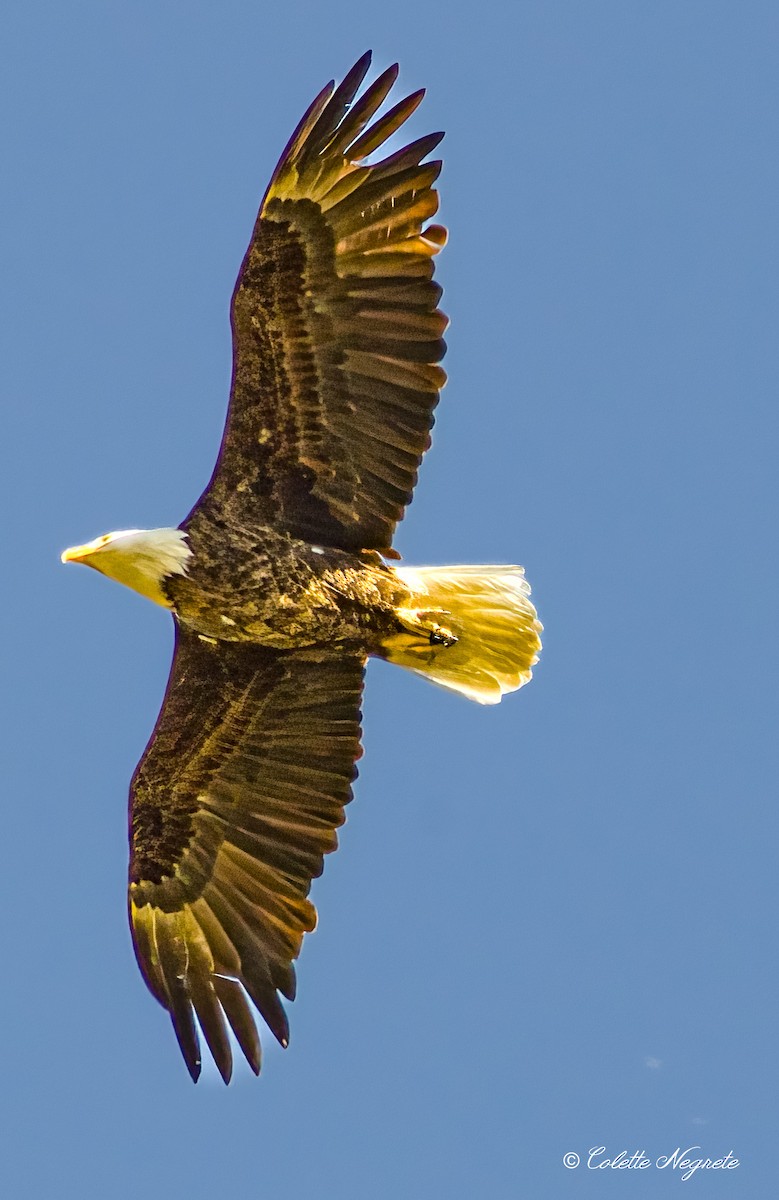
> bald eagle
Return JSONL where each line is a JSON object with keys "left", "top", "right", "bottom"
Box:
{"left": 62, "top": 52, "right": 542, "bottom": 1083}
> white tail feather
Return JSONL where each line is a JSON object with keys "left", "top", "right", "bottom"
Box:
{"left": 383, "top": 565, "right": 542, "bottom": 704}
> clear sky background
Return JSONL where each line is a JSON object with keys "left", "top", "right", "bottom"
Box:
{"left": 2, "top": 2, "right": 777, "bottom": 1196}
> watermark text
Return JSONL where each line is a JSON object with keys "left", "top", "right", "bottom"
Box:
{"left": 562, "top": 1145, "right": 739, "bottom": 1181}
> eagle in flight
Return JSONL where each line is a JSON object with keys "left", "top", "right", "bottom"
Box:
{"left": 62, "top": 52, "right": 542, "bottom": 1082}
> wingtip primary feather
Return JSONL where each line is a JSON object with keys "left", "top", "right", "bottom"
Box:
{"left": 347, "top": 89, "right": 426, "bottom": 160}
{"left": 298, "top": 52, "right": 375, "bottom": 169}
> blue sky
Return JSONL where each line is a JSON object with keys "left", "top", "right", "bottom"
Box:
{"left": 3, "top": 1, "right": 777, "bottom": 1195}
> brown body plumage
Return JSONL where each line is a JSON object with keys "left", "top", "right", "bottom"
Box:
{"left": 169, "top": 516, "right": 407, "bottom": 648}
{"left": 62, "top": 52, "right": 542, "bottom": 1083}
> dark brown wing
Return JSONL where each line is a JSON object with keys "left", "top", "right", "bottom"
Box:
{"left": 190, "top": 51, "right": 447, "bottom": 558}
{"left": 128, "top": 624, "right": 364, "bottom": 1083}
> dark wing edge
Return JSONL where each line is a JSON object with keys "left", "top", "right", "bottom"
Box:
{"left": 128, "top": 624, "right": 365, "bottom": 1083}
{"left": 194, "top": 51, "right": 447, "bottom": 557}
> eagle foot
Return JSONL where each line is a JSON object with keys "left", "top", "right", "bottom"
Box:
{"left": 393, "top": 607, "right": 458, "bottom": 649}
{"left": 429, "top": 624, "right": 458, "bottom": 648}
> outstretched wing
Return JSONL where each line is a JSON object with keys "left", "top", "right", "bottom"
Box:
{"left": 128, "top": 624, "right": 364, "bottom": 1082}
{"left": 190, "top": 51, "right": 447, "bottom": 558}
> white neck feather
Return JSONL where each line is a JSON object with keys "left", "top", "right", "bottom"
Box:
{"left": 111, "top": 528, "right": 193, "bottom": 576}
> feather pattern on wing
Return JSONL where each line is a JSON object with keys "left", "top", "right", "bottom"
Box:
{"left": 190, "top": 51, "right": 447, "bottom": 558}
{"left": 129, "top": 624, "right": 364, "bottom": 1082}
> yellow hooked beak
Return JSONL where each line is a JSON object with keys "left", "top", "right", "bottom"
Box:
{"left": 61, "top": 537, "right": 108, "bottom": 565}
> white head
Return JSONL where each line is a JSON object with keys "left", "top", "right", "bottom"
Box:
{"left": 61, "top": 528, "right": 192, "bottom": 608}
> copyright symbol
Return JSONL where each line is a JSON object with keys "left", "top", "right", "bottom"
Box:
{"left": 563, "top": 1152, "right": 580, "bottom": 1169}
